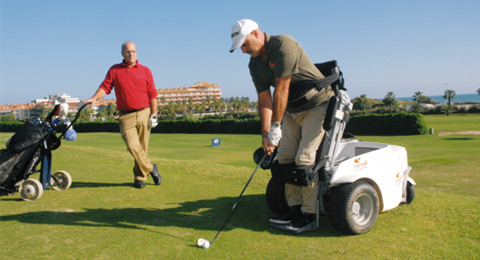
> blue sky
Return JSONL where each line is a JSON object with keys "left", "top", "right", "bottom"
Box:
{"left": 1, "top": 0, "right": 479, "bottom": 105}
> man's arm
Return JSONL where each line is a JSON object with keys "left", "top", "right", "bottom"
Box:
{"left": 258, "top": 89, "right": 273, "bottom": 136}
{"left": 146, "top": 67, "right": 158, "bottom": 115}
{"left": 258, "top": 75, "right": 291, "bottom": 153}
{"left": 271, "top": 76, "right": 291, "bottom": 123}
{"left": 150, "top": 98, "right": 158, "bottom": 115}
{"left": 87, "top": 88, "right": 107, "bottom": 106}
{"left": 258, "top": 89, "right": 274, "bottom": 153}
{"left": 258, "top": 75, "right": 291, "bottom": 131}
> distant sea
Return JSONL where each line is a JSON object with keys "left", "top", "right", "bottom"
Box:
{"left": 397, "top": 93, "right": 480, "bottom": 104}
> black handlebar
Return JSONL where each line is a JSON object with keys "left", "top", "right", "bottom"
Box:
{"left": 57, "top": 102, "right": 91, "bottom": 139}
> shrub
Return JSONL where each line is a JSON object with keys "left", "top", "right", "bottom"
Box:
{"left": 1, "top": 114, "right": 428, "bottom": 136}
{"left": 0, "top": 122, "right": 22, "bottom": 132}
{"left": 345, "top": 113, "right": 427, "bottom": 135}
{"left": 468, "top": 105, "right": 480, "bottom": 113}
{"left": 153, "top": 119, "right": 260, "bottom": 134}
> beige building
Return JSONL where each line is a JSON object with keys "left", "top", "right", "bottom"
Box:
{"left": 157, "top": 81, "right": 222, "bottom": 105}
{"left": 0, "top": 93, "right": 86, "bottom": 121}
{"left": 0, "top": 83, "right": 223, "bottom": 121}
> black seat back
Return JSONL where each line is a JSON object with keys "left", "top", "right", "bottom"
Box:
{"left": 314, "top": 60, "right": 338, "bottom": 77}
{"left": 314, "top": 60, "right": 345, "bottom": 93}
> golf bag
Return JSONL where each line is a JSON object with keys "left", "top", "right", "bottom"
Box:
{"left": 0, "top": 120, "right": 55, "bottom": 195}
{"left": 0, "top": 103, "right": 88, "bottom": 198}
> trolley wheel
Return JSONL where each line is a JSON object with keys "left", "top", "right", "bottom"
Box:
{"left": 19, "top": 179, "right": 44, "bottom": 201}
{"left": 328, "top": 181, "right": 380, "bottom": 235}
{"left": 51, "top": 171, "right": 72, "bottom": 190}
{"left": 406, "top": 181, "right": 415, "bottom": 204}
{"left": 266, "top": 178, "right": 290, "bottom": 215}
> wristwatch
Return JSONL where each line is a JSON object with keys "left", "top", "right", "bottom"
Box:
{"left": 271, "top": 121, "right": 281, "bottom": 128}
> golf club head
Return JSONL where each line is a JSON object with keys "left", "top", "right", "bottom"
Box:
{"left": 253, "top": 147, "right": 277, "bottom": 169}
{"left": 253, "top": 147, "right": 264, "bottom": 165}
{"left": 197, "top": 238, "right": 210, "bottom": 249}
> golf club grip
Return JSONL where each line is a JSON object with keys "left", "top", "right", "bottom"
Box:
{"left": 210, "top": 153, "right": 267, "bottom": 244}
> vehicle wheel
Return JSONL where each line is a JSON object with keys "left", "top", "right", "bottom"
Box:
{"left": 266, "top": 178, "right": 290, "bottom": 215}
{"left": 51, "top": 171, "right": 72, "bottom": 190}
{"left": 406, "top": 181, "right": 415, "bottom": 204}
{"left": 19, "top": 179, "right": 44, "bottom": 201}
{"left": 328, "top": 181, "right": 379, "bottom": 235}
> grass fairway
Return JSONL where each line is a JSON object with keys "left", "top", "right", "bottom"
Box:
{"left": 1, "top": 114, "right": 479, "bottom": 259}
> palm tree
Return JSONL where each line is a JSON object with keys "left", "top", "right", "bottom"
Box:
{"left": 106, "top": 102, "right": 116, "bottom": 117}
{"left": 231, "top": 97, "right": 241, "bottom": 118}
{"left": 240, "top": 96, "right": 250, "bottom": 113}
{"left": 166, "top": 102, "right": 176, "bottom": 119}
{"left": 175, "top": 100, "right": 185, "bottom": 117}
{"left": 219, "top": 97, "right": 227, "bottom": 114}
{"left": 196, "top": 100, "right": 207, "bottom": 116}
{"left": 96, "top": 109, "right": 107, "bottom": 121}
{"left": 78, "top": 105, "right": 93, "bottom": 121}
{"left": 211, "top": 98, "right": 222, "bottom": 117}
{"left": 159, "top": 96, "right": 167, "bottom": 107}
{"left": 250, "top": 100, "right": 258, "bottom": 112}
{"left": 382, "top": 92, "right": 398, "bottom": 113}
{"left": 186, "top": 97, "right": 195, "bottom": 118}
{"left": 205, "top": 96, "right": 212, "bottom": 113}
{"left": 443, "top": 89, "right": 456, "bottom": 106}
{"left": 158, "top": 104, "right": 167, "bottom": 118}
{"left": 413, "top": 91, "right": 423, "bottom": 105}
{"left": 477, "top": 88, "right": 480, "bottom": 96}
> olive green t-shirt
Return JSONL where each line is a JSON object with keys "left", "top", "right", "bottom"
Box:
{"left": 249, "top": 33, "right": 332, "bottom": 113}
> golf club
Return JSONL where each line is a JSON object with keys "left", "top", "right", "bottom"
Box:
{"left": 197, "top": 153, "right": 267, "bottom": 249}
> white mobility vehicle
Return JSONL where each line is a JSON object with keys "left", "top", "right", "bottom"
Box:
{"left": 263, "top": 60, "right": 415, "bottom": 235}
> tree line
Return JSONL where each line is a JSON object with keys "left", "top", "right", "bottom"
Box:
{"left": 71, "top": 96, "right": 257, "bottom": 122}
{"left": 2, "top": 88, "right": 480, "bottom": 123}
{"left": 156, "top": 96, "right": 256, "bottom": 120}
{"left": 352, "top": 88, "right": 480, "bottom": 116}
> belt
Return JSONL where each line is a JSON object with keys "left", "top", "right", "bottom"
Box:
{"left": 119, "top": 107, "right": 147, "bottom": 116}
{"left": 288, "top": 87, "right": 319, "bottom": 108}
{"left": 288, "top": 71, "right": 340, "bottom": 108}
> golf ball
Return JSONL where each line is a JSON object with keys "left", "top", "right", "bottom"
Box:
{"left": 197, "top": 238, "right": 210, "bottom": 249}
{"left": 202, "top": 241, "right": 210, "bottom": 249}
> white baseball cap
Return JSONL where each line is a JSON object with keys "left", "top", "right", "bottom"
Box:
{"left": 229, "top": 19, "right": 259, "bottom": 53}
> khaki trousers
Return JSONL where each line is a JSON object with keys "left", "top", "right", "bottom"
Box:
{"left": 119, "top": 108, "right": 153, "bottom": 181}
{"left": 276, "top": 104, "right": 328, "bottom": 214}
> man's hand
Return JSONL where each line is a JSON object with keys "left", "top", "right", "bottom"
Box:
{"left": 262, "top": 135, "right": 275, "bottom": 155}
{"left": 87, "top": 88, "right": 107, "bottom": 106}
{"left": 267, "top": 122, "right": 282, "bottom": 146}
{"left": 149, "top": 114, "right": 158, "bottom": 128}
{"left": 86, "top": 98, "right": 96, "bottom": 106}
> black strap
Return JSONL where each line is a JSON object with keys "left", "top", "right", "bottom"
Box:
{"left": 313, "top": 71, "right": 340, "bottom": 91}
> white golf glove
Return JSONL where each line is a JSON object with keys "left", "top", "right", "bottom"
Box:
{"left": 267, "top": 122, "right": 282, "bottom": 146}
{"left": 149, "top": 114, "right": 158, "bottom": 128}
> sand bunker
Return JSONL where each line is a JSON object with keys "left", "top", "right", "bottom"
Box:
{"left": 437, "top": 131, "right": 480, "bottom": 136}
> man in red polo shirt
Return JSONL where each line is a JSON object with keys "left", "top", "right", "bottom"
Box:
{"left": 87, "top": 41, "right": 161, "bottom": 189}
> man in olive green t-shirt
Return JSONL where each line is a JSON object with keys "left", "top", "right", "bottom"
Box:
{"left": 230, "top": 19, "right": 333, "bottom": 232}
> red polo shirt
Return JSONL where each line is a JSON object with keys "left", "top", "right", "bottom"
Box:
{"left": 99, "top": 60, "right": 157, "bottom": 111}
